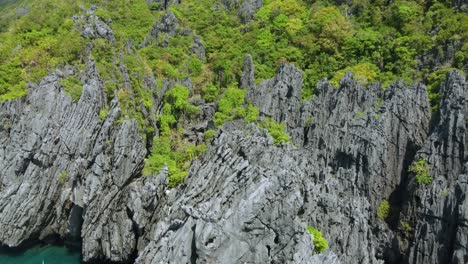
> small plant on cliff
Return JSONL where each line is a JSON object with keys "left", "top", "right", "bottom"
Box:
{"left": 61, "top": 76, "right": 82, "bottom": 102}
{"left": 378, "top": 200, "right": 390, "bottom": 221}
{"left": 400, "top": 221, "right": 412, "bottom": 236}
{"left": 214, "top": 87, "right": 247, "bottom": 127}
{"left": 204, "top": 129, "right": 216, "bottom": 143}
{"left": 306, "top": 226, "right": 329, "bottom": 254}
{"left": 260, "top": 118, "right": 291, "bottom": 144}
{"left": 409, "top": 158, "right": 432, "bottom": 185}
{"left": 58, "top": 171, "right": 69, "bottom": 185}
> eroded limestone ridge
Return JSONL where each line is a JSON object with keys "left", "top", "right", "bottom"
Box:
{"left": 0, "top": 48, "right": 466, "bottom": 264}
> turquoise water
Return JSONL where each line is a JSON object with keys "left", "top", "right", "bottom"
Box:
{"left": 0, "top": 245, "right": 82, "bottom": 264}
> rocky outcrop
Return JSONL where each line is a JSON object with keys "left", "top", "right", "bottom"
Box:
{"left": 73, "top": 6, "right": 115, "bottom": 44}
{"left": 221, "top": 0, "right": 263, "bottom": 22}
{"left": 135, "top": 60, "right": 440, "bottom": 264}
{"left": 399, "top": 71, "right": 467, "bottom": 264}
{"left": 136, "top": 123, "right": 339, "bottom": 264}
{"left": 239, "top": 0, "right": 263, "bottom": 22}
{"left": 140, "top": 12, "right": 179, "bottom": 48}
{"left": 192, "top": 35, "right": 206, "bottom": 62}
{"left": 146, "top": 0, "right": 181, "bottom": 10}
{"left": 0, "top": 58, "right": 166, "bottom": 262}
{"left": 245, "top": 58, "right": 304, "bottom": 135}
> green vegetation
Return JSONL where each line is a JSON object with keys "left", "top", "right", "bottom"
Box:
{"left": 58, "top": 171, "right": 69, "bottom": 185}
{"left": 441, "top": 188, "right": 450, "bottom": 198}
{"left": 61, "top": 76, "right": 82, "bottom": 102}
{"left": 214, "top": 87, "right": 248, "bottom": 127}
{"left": 378, "top": 200, "right": 390, "bottom": 221}
{"left": 99, "top": 107, "right": 109, "bottom": 121}
{"left": 400, "top": 221, "right": 412, "bottom": 235}
{"left": 143, "top": 85, "right": 206, "bottom": 187}
{"left": 306, "top": 226, "right": 329, "bottom": 254}
{"left": 204, "top": 129, "right": 216, "bottom": 143}
{"left": 0, "top": 0, "right": 85, "bottom": 101}
{"left": 260, "top": 118, "right": 290, "bottom": 144}
{"left": 409, "top": 158, "right": 432, "bottom": 185}
{"left": 0, "top": 0, "right": 466, "bottom": 188}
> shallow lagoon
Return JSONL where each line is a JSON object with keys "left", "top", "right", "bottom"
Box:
{"left": 0, "top": 244, "right": 81, "bottom": 264}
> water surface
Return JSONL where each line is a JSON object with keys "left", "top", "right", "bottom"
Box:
{"left": 0, "top": 244, "right": 81, "bottom": 264}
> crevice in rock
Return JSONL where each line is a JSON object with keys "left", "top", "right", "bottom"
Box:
{"left": 190, "top": 224, "right": 199, "bottom": 264}
{"left": 67, "top": 204, "right": 84, "bottom": 244}
{"left": 333, "top": 151, "right": 354, "bottom": 171}
{"left": 389, "top": 140, "right": 420, "bottom": 229}
{"left": 126, "top": 207, "right": 140, "bottom": 264}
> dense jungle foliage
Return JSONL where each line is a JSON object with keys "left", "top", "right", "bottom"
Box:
{"left": 0, "top": 0, "right": 466, "bottom": 185}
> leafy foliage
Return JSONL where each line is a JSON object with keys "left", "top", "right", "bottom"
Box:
{"left": 409, "top": 158, "right": 432, "bottom": 185}
{"left": 378, "top": 200, "right": 391, "bottom": 221}
{"left": 144, "top": 85, "right": 204, "bottom": 187}
{"left": 58, "top": 171, "right": 69, "bottom": 185}
{"left": 260, "top": 118, "right": 290, "bottom": 144}
{"left": 214, "top": 87, "right": 247, "bottom": 127}
{"left": 61, "top": 76, "right": 82, "bottom": 102}
{"left": 306, "top": 226, "right": 329, "bottom": 254}
{"left": 0, "top": 0, "right": 466, "bottom": 188}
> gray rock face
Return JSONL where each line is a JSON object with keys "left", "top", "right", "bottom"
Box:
{"left": 73, "top": 6, "right": 115, "bottom": 44}
{"left": 192, "top": 35, "right": 206, "bottom": 62}
{"left": 221, "top": 0, "right": 263, "bottom": 22}
{"left": 246, "top": 59, "right": 304, "bottom": 132}
{"left": 136, "top": 61, "right": 440, "bottom": 264}
{"left": 400, "top": 71, "right": 467, "bottom": 264}
{"left": 239, "top": 0, "right": 263, "bottom": 22}
{"left": 0, "top": 59, "right": 166, "bottom": 262}
{"left": 241, "top": 54, "right": 255, "bottom": 90}
{"left": 140, "top": 12, "right": 179, "bottom": 48}
{"left": 136, "top": 124, "right": 338, "bottom": 264}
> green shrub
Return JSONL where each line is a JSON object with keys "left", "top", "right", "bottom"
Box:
{"left": 214, "top": 87, "right": 247, "bottom": 127}
{"left": 202, "top": 84, "right": 219, "bottom": 102}
{"left": 61, "top": 76, "right": 82, "bottom": 102}
{"left": 58, "top": 171, "right": 69, "bottom": 185}
{"left": 378, "top": 200, "right": 390, "bottom": 221}
{"left": 244, "top": 104, "right": 260, "bottom": 124}
{"left": 355, "top": 111, "right": 366, "bottom": 118}
{"left": 409, "top": 158, "right": 432, "bottom": 185}
{"left": 331, "top": 63, "right": 379, "bottom": 87}
{"left": 165, "top": 85, "right": 200, "bottom": 116}
{"left": 99, "top": 107, "right": 109, "bottom": 121}
{"left": 260, "top": 118, "right": 290, "bottom": 144}
{"left": 400, "top": 221, "right": 412, "bottom": 235}
{"left": 306, "top": 226, "right": 329, "bottom": 254}
{"left": 188, "top": 57, "right": 203, "bottom": 77}
{"left": 204, "top": 129, "right": 216, "bottom": 143}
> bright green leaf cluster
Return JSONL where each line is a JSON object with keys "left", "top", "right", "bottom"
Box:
{"left": 214, "top": 87, "right": 247, "bottom": 127}
{"left": 58, "top": 171, "right": 69, "bottom": 185}
{"left": 378, "top": 200, "right": 391, "bottom": 221}
{"left": 409, "top": 158, "right": 432, "bottom": 185}
{"left": 260, "top": 118, "right": 290, "bottom": 144}
{"left": 61, "top": 76, "right": 82, "bottom": 102}
{"left": 306, "top": 226, "right": 329, "bottom": 254}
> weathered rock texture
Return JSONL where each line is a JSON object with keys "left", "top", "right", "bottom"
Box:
{"left": 0, "top": 59, "right": 166, "bottom": 263}
{"left": 73, "top": 6, "right": 115, "bottom": 44}
{"left": 0, "top": 52, "right": 466, "bottom": 264}
{"left": 0, "top": 6, "right": 467, "bottom": 264}
{"left": 134, "top": 59, "right": 446, "bottom": 264}
{"left": 398, "top": 71, "right": 467, "bottom": 264}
